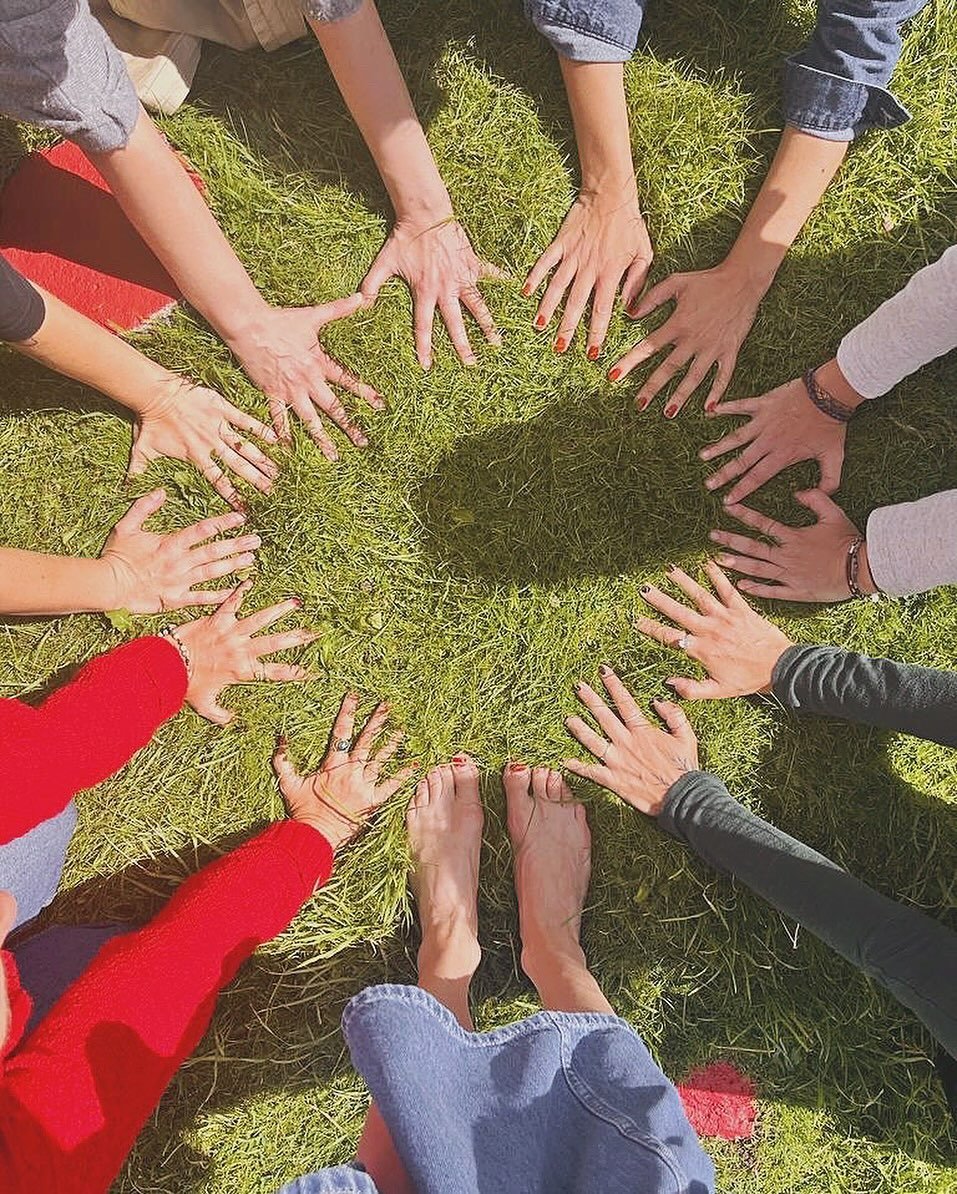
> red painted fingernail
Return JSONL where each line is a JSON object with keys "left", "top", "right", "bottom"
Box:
{"left": 534, "top": 315, "right": 546, "bottom": 330}
{"left": 292, "top": 597, "right": 303, "bottom": 608}
{"left": 554, "top": 337, "right": 567, "bottom": 353}
{"left": 587, "top": 345, "right": 600, "bottom": 361}
{"left": 665, "top": 405, "right": 677, "bottom": 419}
{"left": 608, "top": 368, "right": 622, "bottom": 382}
{"left": 521, "top": 284, "right": 532, "bottom": 298}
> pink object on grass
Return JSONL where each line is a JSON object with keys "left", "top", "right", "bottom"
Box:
{"left": 677, "top": 1060, "right": 757, "bottom": 1140}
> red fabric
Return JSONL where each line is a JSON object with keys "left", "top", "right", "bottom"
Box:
{"left": 0, "top": 820, "right": 333, "bottom": 1193}
{"left": 677, "top": 1061, "right": 757, "bottom": 1140}
{"left": 0, "top": 141, "right": 188, "bottom": 331}
{"left": 0, "top": 636, "right": 188, "bottom": 846}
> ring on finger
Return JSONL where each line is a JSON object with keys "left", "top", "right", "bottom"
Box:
{"left": 676, "top": 634, "right": 692, "bottom": 651}
{"left": 334, "top": 738, "right": 352, "bottom": 752}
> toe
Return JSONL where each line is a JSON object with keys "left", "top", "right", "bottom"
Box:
{"left": 502, "top": 762, "right": 531, "bottom": 798}
{"left": 451, "top": 752, "right": 480, "bottom": 799}
{"left": 531, "top": 766, "right": 550, "bottom": 800}
{"left": 407, "top": 778, "right": 430, "bottom": 819}
{"left": 424, "top": 768, "right": 445, "bottom": 804}
{"left": 545, "top": 769, "right": 571, "bottom": 804}
{"left": 430, "top": 763, "right": 454, "bottom": 804}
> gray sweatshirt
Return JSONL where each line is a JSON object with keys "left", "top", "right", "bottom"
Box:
{"left": 837, "top": 245, "right": 957, "bottom": 597}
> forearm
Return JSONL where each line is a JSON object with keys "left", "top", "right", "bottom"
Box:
{"left": 0, "top": 548, "right": 118, "bottom": 617}
{"left": 308, "top": 1, "right": 450, "bottom": 222}
{"left": 10, "top": 287, "right": 177, "bottom": 418}
{"left": 660, "top": 772, "right": 957, "bottom": 1057}
{"left": 559, "top": 59, "right": 636, "bottom": 199}
{"left": 0, "top": 822, "right": 333, "bottom": 1193}
{"left": 772, "top": 644, "right": 957, "bottom": 746}
{"left": 724, "top": 127, "right": 847, "bottom": 289}
{"left": 89, "top": 110, "right": 269, "bottom": 345}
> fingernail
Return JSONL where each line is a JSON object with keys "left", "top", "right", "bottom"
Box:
{"left": 534, "top": 315, "right": 546, "bottom": 330}
{"left": 664, "top": 405, "right": 677, "bottom": 419}
{"left": 240, "top": 553, "right": 255, "bottom": 566}
{"left": 640, "top": 584, "right": 651, "bottom": 594}
{"left": 664, "top": 678, "right": 677, "bottom": 689}
{"left": 249, "top": 535, "right": 262, "bottom": 548}
{"left": 704, "top": 401, "right": 716, "bottom": 414}
{"left": 708, "top": 531, "right": 720, "bottom": 541}
{"left": 608, "top": 368, "right": 622, "bottom": 382}
{"left": 587, "top": 345, "right": 600, "bottom": 362}
{"left": 292, "top": 597, "right": 303, "bottom": 608}
{"left": 521, "top": 284, "right": 532, "bottom": 298}
{"left": 276, "top": 733, "right": 288, "bottom": 748}
{"left": 665, "top": 562, "right": 677, "bottom": 572}
{"left": 598, "top": 663, "right": 611, "bottom": 676}
{"left": 554, "top": 337, "right": 567, "bottom": 354}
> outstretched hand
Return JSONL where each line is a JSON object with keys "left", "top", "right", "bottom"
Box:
{"left": 101, "top": 489, "right": 261, "bottom": 613}
{"left": 272, "top": 692, "right": 417, "bottom": 851}
{"left": 361, "top": 217, "right": 504, "bottom": 370}
{"left": 701, "top": 376, "right": 848, "bottom": 505}
{"left": 635, "top": 560, "right": 794, "bottom": 698}
{"left": 563, "top": 665, "right": 699, "bottom": 816}
{"left": 129, "top": 379, "right": 279, "bottom": 509}
{"left": 226, "top": 296, "right": 385, "bottom": 459}
{"left": 174, "top": 580, "right": 317, "bottom": 724}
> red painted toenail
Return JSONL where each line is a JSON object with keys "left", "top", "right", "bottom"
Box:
{"left": 452, "top": 754, "right": 468, "bottom": 765}
{"left": 510, "top": 762, "right": 528, "bottom": 772}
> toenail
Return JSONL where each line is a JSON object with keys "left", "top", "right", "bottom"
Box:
{"left": 452, "top": 754, "right": 467, "bottom": 765}
{"left": 510, "top": 762, "right": 527, "bottom": 772}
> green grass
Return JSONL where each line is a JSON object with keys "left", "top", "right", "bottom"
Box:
{"left": 2, "top": 0, "right": 957, "bottom": 1189}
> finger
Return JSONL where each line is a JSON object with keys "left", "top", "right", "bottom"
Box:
{"left": 360, "top": 254, "right": 395, "bottom": 304}
{"left": 371, "top": 730, "right": 403, "bottom": 770}
{"left": 479, "top": 258, "right": 508, "bottom": 282}
{"left": 311, "top": 384, "right": 368, "bottom": 448}
{"left": 460, "top": 285, "right": 502, "bottom": 348}
{"left": 628, "top": 277, "right": 677, "bottom": 320}
{"left": 272, "top": 735, "right": 303, "bottom": 789}
{"left": 190, "top": 533, "right": 261, "bottom": 567}
{"left": 699, "top": 421, "right": 757, "bottom": 464}
{"left": 554, "top": 274, "right": 594, "bottom": 351}
{"left": 713, "top": 552, "right": 783, "bottom": 581}
{"left": 639, "top": 583, "right": 705, "bottom": 630}
{"left": 523, "top": 241, "right": 564, "bottom": 299}
{"left": 652, "top": 697, "right": 695, "bottom": 743}
{"left": 702, "top": 359, "right": 734, "bottom": 413}
{"left": 352, "top": 701, "right": 391, "bottom": 761}
{"left": 562, "top": 756, "right": 609, "bottom": 787}
{"left": 309, "top": 293, "right": 365, "bottom": 328}
{"left": 703, "top": 446, "right": 764, "bottom": 496}
{"left": 380, "top": 762, "right": 420, "bottom": 800}
{"left": 723, "top": 503, "right": 789, "bottom": 542}
{"left": 793, "top": 488, "right": 842, "bottom": 521}
{"left": 195, "top": 699, "right": 234, "bottom": 727}
{"left": 327, "top": 692, "right": 360, "bottom": 756}
{"left": 226, "top": 405, "right": 280, "bottom": 445}
{"left": 238, "top": 595, "right": 302, "bottom": 635}
{"left": 706, "top": 396, "right": 759, "bottom": 420}
{"left": 634, "top": 614, "right": 685, "bottom": 649}
{"left": 260, "top": 662, "right": 312, "bottom": 683}
{"left": 322, "top": 356, "right": 385, "bottom": 411}
{"left": 189, "top": 551, "right": 257, "bottom": 585}
{"left": 178, "top": 509, "right": 246, "bottom": 549}
{"left": 202, "top": 460, "right": 241, "bottom": 510}
{"left": 125, "top": 442, "right": 152, "bottom": 481}
{"left": 620, "top": 254, "right": 652, "bottom": 313}
{"left": 818, "top": 447, "right": 844, "bottom": 495}
{"left": 269, "top": 398, "right": 291, "bottom": 445}
{"left": 438, "top": 295, "right": 477, "bottom": 366}
{"left": 254, "top": 628, "right": 321, "bottom": 656}
{"left": 564, "top": 714, "right": 612, "bottom": 762}
{"left": 413, "top": 293, "right": 436, "bottom": 371}
{"left": 227, "top": 434, "right": 280, "bottom": 480}
{"left": 218, "top": 445, "right": 276, "bottom": 495}
{"left": 665, "top": 675, "right": 725, "bottom": 701}
{"left": 288, "top": 393, "right": 338, "bottom": 461}
{"left": 585, "top": 276, "right": 620, "bottom": 359}
{"left": 722, "top": 455, "right": 787, "bottom": 507}
{"left": 212, "top": 578, "right": 254, "bottom": 621}
{"left": 536, "top": 258, "right": 576, "bottom": 329}
{"left": 704, "top": 559, "right": 751, "bottom": 610}
{"left": 171, "top": 588, "right": 233, "bottom": 609}
{"left": 574, "top": 680, "right": 626, "bottom": 740}
{"left": 736, "top": 579, "right": 787, "bottom": 601}
{"left": 634, "top": 349, "right": 693, "bottom": 415}
{"left": 661, "top": 359, "right": 712, "bottom": 418}
{"left": 707, "top": 529, "right": 775, "bottom": 561}
{"left": 608, "top": 328, "right": 671, "bottom": 384}
{"left": 114, "top": 487, "right": 166, "bottom": 533}
{"left": 665, "top": 565, "right": 723, "bottom": 615}
{"left": 595, "top": 665, "right": 648, "bottom": 727}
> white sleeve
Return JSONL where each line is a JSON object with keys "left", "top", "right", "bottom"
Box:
{"left": 866, "top": 490, "right": 957, "bottom": 597}
{"left": 836, "top": 244, "right": 957, "bottom": 400}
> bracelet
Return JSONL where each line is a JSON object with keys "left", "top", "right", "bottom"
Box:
{"left": 159, "top": 625, "right": 193, "bottom": 678}
{"left": 803, "top": 368, "right": 856, "bottom": 424}
{"left": 846, "top": 536, "right": 881, "bottom": 602}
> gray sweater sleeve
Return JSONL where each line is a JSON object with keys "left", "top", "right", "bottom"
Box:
{"left": 865, "top": 492, "right": 957, "bottom": 598}
{"left": 771, "top": 644, "right": 957, "bottom": 747}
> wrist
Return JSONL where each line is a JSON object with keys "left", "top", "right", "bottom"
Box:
{"left": 857, "top": 540, "right": 879, "bottom": 596}
{"left": 97, "top": 554, "right": 131, "bottom": 611}
{"left": 813, "top": 358, "right": 867, "bottom": 412}
{"left": 294, "top": 813, "right": 350, "bottom": 853}
{"left": 721, "top": 240, "right": 781, "bottom": 296}
{"left": 134, "top": 370, "right": 190, "bottom": 421}
{"left": 578, "top": 175, "right": 639, "bottom": 209}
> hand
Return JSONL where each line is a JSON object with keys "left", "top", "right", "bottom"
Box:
{"left": 361, "top": 217, "right": 504, "bottom": 370}
{"left": 226, "top": 297, "right": 385, "bottom": 459}
{"left": 636, "top": 560, "right": 794, "bottom": 698}
{"left": 609, "top": 259, "right": 765, "bottom": 416}
{"left": 563, "top": 665, "right": 699, "bottom": 816}
{"left": 272, "top": 692, "right": 417, "bottom": 851}
{"left": 701, "top": 376, "right": 848, "bottom": 505}
{"left": 710, "top": 491, "right": 874, "bottom": 602}
{"left": 129, "top": 378, "right": 280, "bottom": 509}
{"left": 100, "top": 489, "right": 260, "bottom": 613}
{"left": 523, "top": 187, "right": 653, "bottom": 360}
{"left": 173, "top": 580, "right": 317, "bottom": 724}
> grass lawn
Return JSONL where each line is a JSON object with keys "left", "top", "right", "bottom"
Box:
{"left": 2, "top": 0, "right": 957, "bottom": 1189}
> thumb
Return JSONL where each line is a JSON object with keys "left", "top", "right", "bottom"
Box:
{"left": 271, "top": 734, "right": 302, "bottom": 791}
{"left": 115, "top": 487, "right": 166, "bottom": 532}
{"left": 359, "top": 254, "right": 394, "bottom": 305}
{"left": 309, "top": 292, "right": 365, "bottom": 330}
{"left": 629, "top": 277, "right": 676, "bottom": 320}
{"left": 794, "top": 487, "right": 841, "bottom": 522}
{"left": 817, "top": 448, "right": 844, "bottom": 495}
{"left": 195, "top": 697, "right": 233, "bottom": 727}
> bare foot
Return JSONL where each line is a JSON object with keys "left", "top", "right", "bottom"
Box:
{"left": 407, "top": 756, "right": 484, "bottom": 986}
{"left": 504, "top": 764, "right": 592, "bottom": 982}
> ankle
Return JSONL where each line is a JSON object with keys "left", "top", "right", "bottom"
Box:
{"left": 520, "top": 936, "right": 587, "bottom": 987}
{"left": 418, "top": 922, "right": 481, "bottom": 981}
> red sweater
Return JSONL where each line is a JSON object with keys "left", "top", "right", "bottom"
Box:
{"left": 0, "top": 637, "right": 335, "bottom": 1191}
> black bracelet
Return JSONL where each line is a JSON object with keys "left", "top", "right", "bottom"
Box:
{"left": 803, "top": 368, "right": 856, "bottom": 424}
{"left": 159, "top": 625, "right": 193, "bottom": 677}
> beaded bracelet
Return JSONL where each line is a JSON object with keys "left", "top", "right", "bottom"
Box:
{"left": 846, "top": 536, "right": 881, "bottom": 602}
{"left": 803, "top": 368, "right": 856, "bottom": 424}
{"left": 159, "top": 625, "right": 193, "bottom": 677}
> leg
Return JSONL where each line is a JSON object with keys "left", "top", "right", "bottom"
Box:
{"left": 504, "top": 764, "right": 612, "bottom": 1014}
{"left": 357, "top": 756, "right": 485, "bottom": 1190}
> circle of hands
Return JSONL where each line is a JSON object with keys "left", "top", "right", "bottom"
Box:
{"left": 111, "top": 191, "right": 866, "bottom": 829}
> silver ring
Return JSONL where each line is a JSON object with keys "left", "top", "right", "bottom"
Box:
{"left": 676, "top": 634, "right": 691, "bottom": 651}
{"left": 334, "top": 738, "right": 352, "bottom": 752}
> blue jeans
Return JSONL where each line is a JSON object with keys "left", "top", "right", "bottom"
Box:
{"left": 279, "top": 984, "right": 714, "bottom": 1194}
{"left": 0, "top": 800, "right": 77, "bottom": 929}
{"left": 525, "top": 0, "right": 926, "bottom": 138}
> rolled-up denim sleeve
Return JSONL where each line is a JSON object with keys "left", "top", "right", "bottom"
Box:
{"left": 299, "top": 0, "right": 364, "bottom": 20}
{"left": 524, "top": 0, "right": 644, "bottom": 62}
{"left": 0, "top": 0, "right": 140, "bottom": 154}
{"left": 783, "top": 0, "right": 928, "bottom": 139}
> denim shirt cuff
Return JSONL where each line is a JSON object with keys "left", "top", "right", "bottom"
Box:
{"left": 783, "top": 58, "right": 910, "bottom": 140}
{"left": 525, "top": 1, "right": 638, "bottom": 62}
